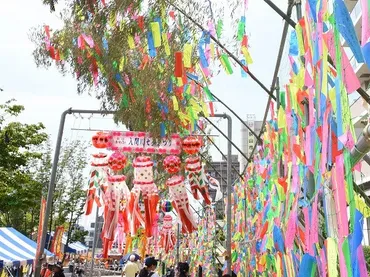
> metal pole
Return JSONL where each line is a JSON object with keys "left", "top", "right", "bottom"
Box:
{"left": 176, "top": 223, "right": 180, "bottom": 265}
{"left": 350, "top": 125, "right": 370, "bottom": 166}
{"left": 263, "top": 0, "right": 296, "bottom": 28}
{"left": 295, "top": 0, "right": 302, "bottom": 20}
{"left": 202, "top": 113, "right": 232, "bottom": 274}
{"left": 90, "top": 190, "right": 101, "bottom": 277}
{"left": 225, "top": 114, "right": 232, "bottom": 276}
{"left": 34, "top": 109, "right": 116, "bottom": 277}
{"left": 34, "top": 108, "right": 71, "bottom": 277}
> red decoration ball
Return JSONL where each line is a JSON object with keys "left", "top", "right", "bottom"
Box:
{"left": 182, "top": 136, "right": 202, "bottom": 155}
{"left": 108, "top": 151, "right": 127, "bottom": 171}
{"left": 92, "top": 132, "right": 109, "bottom": 149}
{"left": 163, "top": 155, "right": 181, "bottom": 174}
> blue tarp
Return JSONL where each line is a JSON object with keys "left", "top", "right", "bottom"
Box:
{"left": 46, "top": 233, "right": 88, "bottom": 254}
{"left": 0, "top": 227, "right": 53, "bottom": 267}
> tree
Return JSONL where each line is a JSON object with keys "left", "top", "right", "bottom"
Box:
{"left": 0, "top": 100, "right": 48, "bottom": 234}
{"left": 50, "top": 139, "right": 88, "bottom": 257}
{"left": 31, "top": 0, "right": 243, "bottom": 138}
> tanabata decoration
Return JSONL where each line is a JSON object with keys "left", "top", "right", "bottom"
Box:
{"left": 108, "top": 151, "right": 127, "bottom": 171}
{"left": 166, "top": 175, "right": 196, "bottom": 233}
{"left": 183, "top": 136, "right": 211, "bottom": 205}
{"left": 85, "top": 153, "right": 108, "bottom": 216}
{"left": 129, "top": 156, "right": 159, "bottom": 238}
{"left": 185, "top": 156, "right": 211, "bottom": 205}
{"left": 163, "top": 155, "right": 181, "bottom": 174}
{"left": 182, "top": 136, "right": 202, "bottom": 155}
{"left": 92, "top": 131, "right": 109, "bottom": 149}
{"left": 159, "top": 214, "right": 176, "bottom": 254}
{"left": 101, "top": 174, "right": 130, "bottom": 258}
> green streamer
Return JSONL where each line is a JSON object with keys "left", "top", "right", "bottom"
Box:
{"left": 120, "top": 93, "right": 129, "bottom": 108}
{"left": 221, "top": 54, "right": 233, "bottom": 74}
{"left": 216, "top": 19, "right": 223, "bottom": 39}
{"left": 203, "top": 87, "right": 215, "bottom": 101}
{"left": 342, "top": 237, "right": 353, "bottom": 277}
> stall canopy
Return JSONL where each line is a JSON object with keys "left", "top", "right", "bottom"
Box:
{"left": 47, "top": 233, "right": 88, "bottom": 254}
{"left": 0, "top": 227, "right": 54, "bottom": 267}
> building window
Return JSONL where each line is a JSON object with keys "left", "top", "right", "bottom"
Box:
{"left": 90, "top": 223, "right": 95, "bottom": 228}
{"left": 248, "top": 139, "right": 254, "bottom": 143}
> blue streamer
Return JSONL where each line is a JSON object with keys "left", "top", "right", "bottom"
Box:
{"left": 289, "top": 30, "right": 299, "bottom": 56}
{"left": 154, "top": 17, "right": 163, "bottom": 33}
{"left": 198, "top": 45, "right": 209, "bottom": 68}
{"left": 160, "top": 123, "right": 166, "bottom": 137}
{"left": 307, "top": 0, "right": 318, "bottom": 22}
{"left": 147, "top": 31, "right": 156, "bottom": 58}
{"left": 273, "top": 225, "right": 284, "bottom": 253}
{"left": 167, "top": 79, "right": 173, "bottom": 93}
{"left": 362, "top": 42, "right": 370, "bottom": 67}
{"left": 334, "top": 0, "right": 364, "bottom": 63}
{"left": 102, "top": 37, "right": 108, "bottom": 51}
{"left": 241, "top": 59, "right": 248, "bottom": 78}
{"left": 298, "top": 254, "right": 316, "bottom": 277}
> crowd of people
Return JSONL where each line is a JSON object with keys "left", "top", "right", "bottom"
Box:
{"left": 40, "top": 255, "right": 234, "bottom": 277}
{"left": 121, "top": 255, "right": 191, "bottom": 277}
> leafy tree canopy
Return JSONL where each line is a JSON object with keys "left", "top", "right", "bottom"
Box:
{"left": 31, "top": 0, "right": 245, "bottom": 137}
{"left": 0, "top": 100, "right": 48, "bottom": 231}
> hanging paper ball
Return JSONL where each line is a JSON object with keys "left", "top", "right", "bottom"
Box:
{"left": 163, "top": 155, "right": 181, "bottom": 174}
{"left": 161, "top": 201, "right": 173, "bottom": 213}
{"left": 162, "top": 214, "right": 173, "bottom": 229}
{"left": 182, "top": 136, "right": 202, "bottom": 155}
{"left": 108, "top": 151, "right": 127, "bottom": 171}
{"left": 92, "top": 132, "right": 109, "bottom": 149}
{"left": 91, "top": 153, "right": 108, "bottom": 167}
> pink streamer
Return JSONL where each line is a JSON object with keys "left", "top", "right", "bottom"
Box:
{"left": 361, "top": 0, "right": 370, "bottom": 45}
{"left": 333, "top": 155, "right": 349, "bottom": 238}
{"left": 324, "top": 31, "right": 361, "bottom": 93}
{"left": 338, "top": 240, "right": 348, "bottom": 277}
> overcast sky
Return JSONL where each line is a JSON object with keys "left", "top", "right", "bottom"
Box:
{"left": 0, "top": 0, "right": 291, "bottom": 162}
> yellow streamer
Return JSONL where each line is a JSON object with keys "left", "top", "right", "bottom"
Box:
{"left": 183, "top": 43, "right": 193, "bottom": 68}
{"left": 172, "top": 96, "right": 179, "bottom": 111}
{"left": 128, "top": 35, "right": 135, "bottom": 49}
{"left": 327, "top": 238, "right": 338, "bottom": 277}
{"left": 151, "top": 22, "right": 161, "bottom": 47}
{"left": 241, "top": 46, "right": 253, "bottom": 64}
{"left": 162, "top": 33, "right": 171, "bottom": 56}
{"left": 119, "top": 56, "right": 125, "bottom": 72}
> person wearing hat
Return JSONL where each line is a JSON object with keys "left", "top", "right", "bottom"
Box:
{"left": 52, "top": 264, "right": 65, "bottom": 277}
{"left": 138, "top": 257, "right": 158, "bottom": 277}
{"left": 122, "top": 255, "right": 139, "bottom": 277}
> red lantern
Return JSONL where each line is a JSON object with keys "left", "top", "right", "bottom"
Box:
{"left": 163, "top": 155, "right": 181, "bottom": 174}
{"left": 92, "top": 132, "right": 109, "bottom": 149}
{"left": 182, "top": 136, "right": 202, "bottom": 155}
{"left": 108, "top": 151, "right": 127, "bottom": 171}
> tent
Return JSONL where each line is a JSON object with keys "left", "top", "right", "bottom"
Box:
{"left": 0, "top": 227, "right": 54, "bottom": 267}
{"left": 47, "top": 232, "right": 89, "bottom": 254}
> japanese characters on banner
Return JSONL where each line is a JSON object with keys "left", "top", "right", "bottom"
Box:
{"left": 107, "top": 131, "right": 182, "bottom": 155}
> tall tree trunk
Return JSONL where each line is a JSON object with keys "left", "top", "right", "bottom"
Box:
{"left": 62, "top": 210, "right": 74, "bottom": 264}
